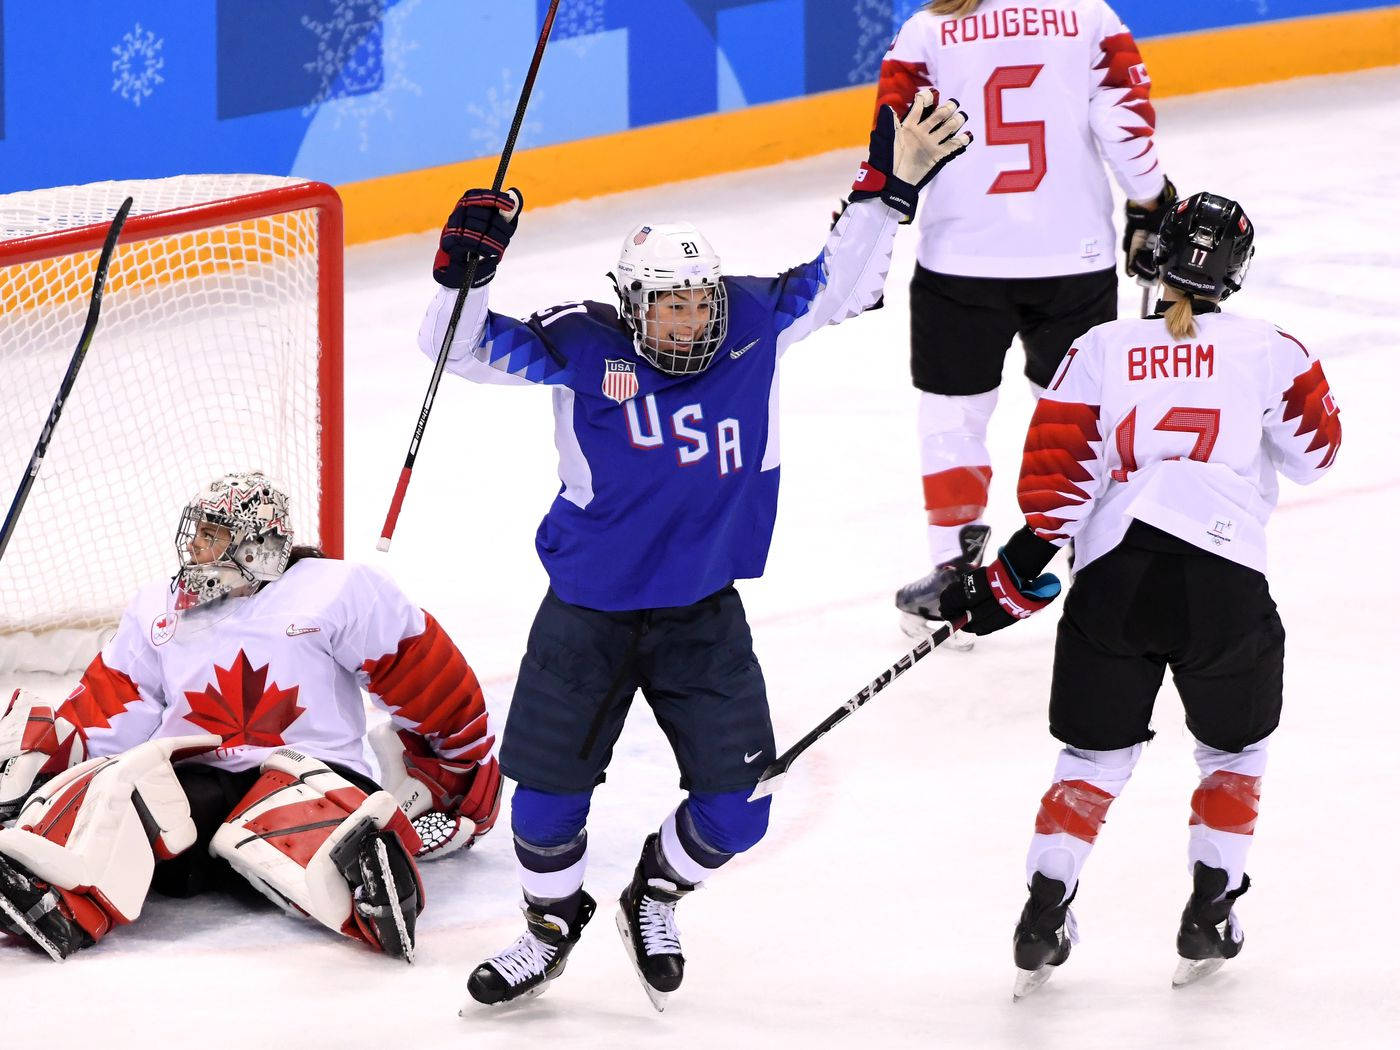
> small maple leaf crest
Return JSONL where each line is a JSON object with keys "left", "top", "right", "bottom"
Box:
{"left": 183, "top": 651, "right": 305, "bottom": 749}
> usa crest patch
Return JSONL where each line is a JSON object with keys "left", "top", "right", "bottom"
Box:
{"left": 602, "top": 359, "right": 639, "bottom": 403}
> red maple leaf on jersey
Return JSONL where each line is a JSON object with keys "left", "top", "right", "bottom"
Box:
{"left": 183, "top": 651, "right": 305, "bottom": 749}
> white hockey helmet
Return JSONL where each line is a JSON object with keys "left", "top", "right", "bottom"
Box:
{"left": 175, "top": 471, "right": 293, "bottom": 608}
{"left": 611, "top": 221, "right": 729, "bottom": 375}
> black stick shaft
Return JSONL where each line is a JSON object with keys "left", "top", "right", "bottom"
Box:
{"left": 0, "top": 196, "right": 134, "bottom": 564}
{"left": 749, "top": 615, "right": 969, "bottom": 800}
{"left": 378, "top": 0, "right": 563, "bottom": 551}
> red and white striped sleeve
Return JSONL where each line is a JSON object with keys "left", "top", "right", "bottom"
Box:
{"left": 1087, "top": 2, "right": 1164, "bottom": 203}
{"left": 1017, "top": 342, "right": 1108, "bottom": 546}
{"left": 873, "top": 16, "right": 938, "bottom": 123}
{"left": 1264, "top": 329, "right": 1341, "bottom": 484}
{"left": 59, "top": 607, "right": 168, "bottom": 758}
{"left": 337, "top": 565, "right": 493, "bottom": 767}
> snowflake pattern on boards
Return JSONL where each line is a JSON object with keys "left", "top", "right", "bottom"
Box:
{"left": 112, "top": 23, "right": 165, "bottom": 107}
{"left": 303, "top": 0, "right": 423, "bottom": 152}
{"left": 183, "top": 650, "right": 306, "bottom": 750}
{"left": 849, "top": 0, "right": 926, "bottom": 85}
{"left": 558, "top": 0, "right": 607, "bottom": 57}
{"left": 467, "top": 68, "right": 544, "bottom": 153}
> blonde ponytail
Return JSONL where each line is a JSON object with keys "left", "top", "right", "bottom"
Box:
{"left": 926, "top": 0, "right": 981, "bottom": 15}
{"left": 1165, "top": 297, "right": 1197, "bottom": 340}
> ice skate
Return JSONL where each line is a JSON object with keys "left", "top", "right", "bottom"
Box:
{"left": 1011, "top": 873, "right": 1078, "bottom": 1000}
{"left": 464, "top": 892, "right": 596, "bottom": 1007}
{"left": 896, "top": 523, "right": 991, "bottom": 650}
{"left": 1172, "top": 863, "right": 1248, "bottom": 988}
{"left": 340, "top": 829, "right": 421, "bottom": 963}
{"left": 0, "top": 853, "right": 92, "bottom": 962}
{"left": 616, "top": 834, "right": 694, "bottom": 1012}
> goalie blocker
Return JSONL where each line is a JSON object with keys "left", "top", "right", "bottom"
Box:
{"left": 0, "top": 741, "right": 426, "bottom": 962}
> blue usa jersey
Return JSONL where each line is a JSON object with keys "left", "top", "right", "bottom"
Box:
{"left": 419, "top": 199, "right": 902, "bottom": 610}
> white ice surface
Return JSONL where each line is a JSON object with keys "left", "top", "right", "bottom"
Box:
{"left": 4, "top": 68, "right": 1399, "bottom": 1049}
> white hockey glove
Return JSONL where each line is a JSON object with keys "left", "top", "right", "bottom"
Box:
{"left": 850, "top": 89, "right": 972, "bottom": 222}
{"left": 0, "top": 689, "right": 86, "bottom": 823}
{"left": 369, "top": 724, "right": 502, "bottom": 861}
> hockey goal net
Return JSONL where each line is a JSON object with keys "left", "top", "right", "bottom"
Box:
{"left": 0, "top": 175, "right": 343, "bottom": 675}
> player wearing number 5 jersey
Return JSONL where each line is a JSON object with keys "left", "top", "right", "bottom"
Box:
{"left": 882, "top": 1, "right": 1177, "bottom": 633}
{"left": 935, "top": 192, "right": 1341, "bottom": 996}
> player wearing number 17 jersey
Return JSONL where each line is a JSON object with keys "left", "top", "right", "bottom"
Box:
{"left": 881, "top": 1, "right": 1177, "bottom": 634}
{"left": 935, "top": 192, "right": 1341, "bottom": 996}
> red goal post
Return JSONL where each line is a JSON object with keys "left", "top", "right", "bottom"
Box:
{"left": 0, "top": 175, "right": 343, "bottom": 675}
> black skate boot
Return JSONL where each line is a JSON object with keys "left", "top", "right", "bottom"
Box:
{"left": 332, "top": 823, "right": 423, "bottom": 962}
{"left": 465, "top": 891, "right": 597, "bottom": 1007}
{"left": 0, "top": 853, "right": 94, "bottom": 961}
{"left": 896, "top": 523, "right": 992, "bottom": 646}
{"left": 1173, "top": 862, "right": 1249, "bottom": 988}
{"left": 1011, "top": 872, "right": 1078, "bottom": 1000}
{"left": 615, "top": 834, "right": 695, "bottom": 1012}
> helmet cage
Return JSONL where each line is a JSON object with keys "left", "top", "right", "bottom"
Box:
{"left": 1155, "top": 192, "right": 1255, "bottom": 300}
{"left": 611, "top": 222, "right": 730, "bottom": 376}
{"left": 175, "top": 472, "right": 293, "bottom": 608}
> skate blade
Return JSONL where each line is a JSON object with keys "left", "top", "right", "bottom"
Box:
{"left": 459, "top": 980, "right": 550, "bottom": 1015}
{"left": 899, "top": 612, "right": 976, "bottom": 651}
{"left": 0, "top": 890, "right": 65, "bottom": 963}
{"left": 375, "top": 838, "right": 414, "bottom": 965}
{"left": 1172, "top": 956, "right": 1225, "bottom": 988}
{"left": 614, "top": 905, "right": 670, "bottom": 1013}
{"left": 1012, "top": 965, "right": 1054, "bottom": 1001}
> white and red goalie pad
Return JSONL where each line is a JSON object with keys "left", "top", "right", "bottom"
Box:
{"left": 0, "top": 689, "right": 87, "bottom": 818}
{"left": 210, "top": 748, "right": 423, "bottom": 943}
{"left": 0, "top": 733, "right": 220, "bottom": 941}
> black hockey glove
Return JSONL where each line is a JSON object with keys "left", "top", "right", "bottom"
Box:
{"left": 850, "top": 89, "right": 971, "bottom": 223}
{"left": 1122, "top": 176, "right": 1177, "bottom": 283}
{"left": 433, "top": 187, "right": 523, "bottom": 289}
{"left": 937, "top": 527, "right": 1062, "bottom": 637}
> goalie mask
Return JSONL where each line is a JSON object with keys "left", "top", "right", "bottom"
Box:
{"left": 175, "top": 472, "right": 293, "bottom": 608}
{"left": 1154, "top": 191, "right": 1255, "bottom": 300}
{"left": 611, "top": 222, "right": 729, "bottom": 376}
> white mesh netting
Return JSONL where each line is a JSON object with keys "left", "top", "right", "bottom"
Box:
{"left": 0, "top": 175, "right": 340, "bottom": 674}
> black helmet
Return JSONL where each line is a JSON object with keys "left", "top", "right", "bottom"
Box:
{"left": 1154, "top": 191, "right": 1254, "bottom": 299}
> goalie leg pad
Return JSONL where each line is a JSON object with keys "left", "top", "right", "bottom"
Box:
{"left": 0, "top": 732, "right": 219, "bottom": 957}
{"left": 211, "top": 748, "right": 425, "bottom": 958}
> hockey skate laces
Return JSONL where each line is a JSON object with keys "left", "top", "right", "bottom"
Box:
{"left": 488, "top": 932, "right": 558, "bottom": 986}
{"left": 637, "top": 890, "right": 682, "bottom": 955}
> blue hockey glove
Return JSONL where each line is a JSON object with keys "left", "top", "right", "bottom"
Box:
{"left": 937, "top": 530, "right": 1062, "bottom": 636}
{"left": 850, "top": 89, "right": 971, "bottom": 222}
{"left": 433, "top": 187, "right": 523, "bottom": 289}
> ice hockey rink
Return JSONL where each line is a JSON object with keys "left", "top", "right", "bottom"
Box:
{"left": 3, "top": 66, "right": 1398, "bottom": 1049}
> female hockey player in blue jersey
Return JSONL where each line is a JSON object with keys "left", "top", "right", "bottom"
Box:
{"left": 423, "top": 91, "right": 971, "bottom": 1010}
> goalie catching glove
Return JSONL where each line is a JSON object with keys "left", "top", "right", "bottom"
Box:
{"left": 850, "top": 89, "right": 972, "bottom": 222}
{"left": 937, "top": 526, "right": 1063, "bottom": 636}
{"left": 369, "top": 724, "right": 502, "bottom": 860}
{"left": 433, "top": 187, "right": 523, "bottom": 289}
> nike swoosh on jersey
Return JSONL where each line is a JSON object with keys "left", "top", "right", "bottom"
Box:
{"left": 286, "top": 624, "right": 322, "bottom": 637}
{"left": 730, "top": 339, "right": 760, "bottom": 360}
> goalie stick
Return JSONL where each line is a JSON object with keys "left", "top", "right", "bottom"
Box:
{"left": 0, "top": 196, "right": 134, "bottom": 564}
{"left": 749, "top": 615, "right": 970, "bottom": 801}
{"left": 377, "top": 0, "right": 563, "bottom": 552}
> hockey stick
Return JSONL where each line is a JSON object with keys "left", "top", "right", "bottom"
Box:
{"left": 748, "top": 614, "right": 970, "bottom": 801}
{"left": 377, "top": 0, "right": 563, "bottom": 552}
{"left": 0, "top": 196, "right": 134, "bottom": 564}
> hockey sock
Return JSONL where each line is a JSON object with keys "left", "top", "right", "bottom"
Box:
{"left": 515, "top": 831, "right": 588, "bottom": 924}
{"left": 1026, "top": 744, "right": 1142, "bottom": 900}
{"left": 917, "top": 391, "right": 997, "bottom": 563}
{"left": 1188, "top": 736, "right": 1268, "bottom": 893}
{"left": 655, "top": 805, "right": 727, "bottom": 888}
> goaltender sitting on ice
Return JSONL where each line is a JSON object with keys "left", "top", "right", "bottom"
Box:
{"left": 0, "top": 471, "right": 500, "bottom": 961}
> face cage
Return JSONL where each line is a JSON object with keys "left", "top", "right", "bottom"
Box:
{"left": 174, "top": 506, "right": 289, "bottom": 608}
{"left": 626, "top": 283, "right": 729, "bottom": 376}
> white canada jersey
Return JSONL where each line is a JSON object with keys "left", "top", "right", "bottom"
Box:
{"left": 1019, "top": 310, "right": 1341, "bottom": 573}
{"left": 878, "top": 0, "right": 1164, "bottom": 278}
{"left": 57, "top": 559, "right": 493, "bottom": 777}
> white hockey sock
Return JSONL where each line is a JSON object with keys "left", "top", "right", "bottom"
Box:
{"left": 1187, "top": 736, "right": 1269, "bottom": 893}
{"left": 917, "top": 391, "right": 997, "bottom": 564}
